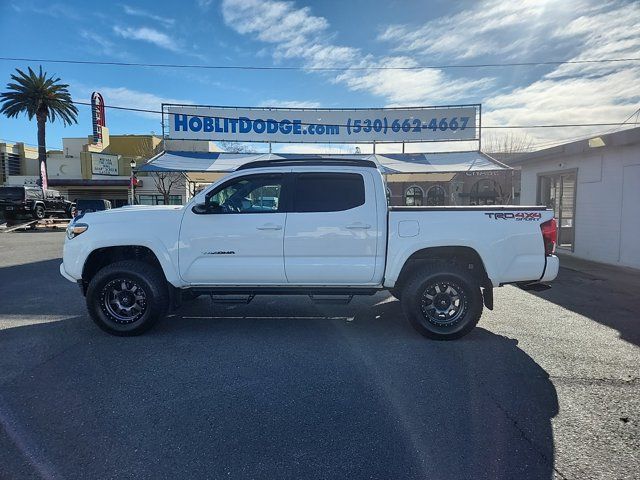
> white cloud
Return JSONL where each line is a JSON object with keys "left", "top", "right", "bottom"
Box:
{"left": 334, "top": 56, "right": 494, "bottom": 105}
{"left": 378, "top": 0, "right": 592, "bottom": 60}
{"left": 221, "top": 0, "right": 639, "bottom": 146}
{"left": 121, "top": 5, "right": 175, "bottom": 27}
{"left": 113, "top": 26, "right": 180, "bottom": 52}
{"left": 11, "top": 2, "right": 81, "bottom": 20}
{"left": 197, "top": 0, "right": 214, "bottom": 10}
{"left": 79, "top": 30, "right": 132, "bottom": 60}
{"left": 221, "top": 0, "right": 488, "bottom": 105}
{"left": 483, "top": 2, "right": 640, "bottom": 146}
{"left": 258, "top": 99, "right": 323, "bottom": 108}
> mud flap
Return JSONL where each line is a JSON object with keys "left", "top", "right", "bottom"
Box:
{"left": 482, "top": 285, "right": 494, "bottom": 310}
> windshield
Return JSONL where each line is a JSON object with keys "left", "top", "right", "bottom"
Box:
{"left": 0, "top": 187, "right": 25, "bottom": 201}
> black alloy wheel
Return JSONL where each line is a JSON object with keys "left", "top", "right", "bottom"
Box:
{"left": 401, "top": 263, "right": 483, "bottom": 340}
{"left": 86, "top": 260, "right": 169, "bottom": 336}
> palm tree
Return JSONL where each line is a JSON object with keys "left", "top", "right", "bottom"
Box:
{"left": 1, "top": 66, "right": 78, "bottom": 188}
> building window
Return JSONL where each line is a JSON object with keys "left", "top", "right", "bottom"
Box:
{"left": 426, "top": 185, "right": 446, "bottom": 206}
{"left": 404, "top": 186, "right": 424, "bottom": 206}
{"left": 470, "top": 179, "right": 500, "bottom": 205}
{"left": 538, "top": 172, "right": 576, "bottom": 249}
{"left": 138, "top": 194, "right": 182, "bottom": 205}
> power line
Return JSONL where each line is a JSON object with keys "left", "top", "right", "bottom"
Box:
{"left": 71, "top": 100, "right": 640, "bottom": 130}
{"left": 1, "top": 56, "right": 639, "bottom": 71}
{"left": 527, "top": 105, "right": 640, "bottom": 150}
{"left": 0, "top": 138, "right": 62, "bottom": 150}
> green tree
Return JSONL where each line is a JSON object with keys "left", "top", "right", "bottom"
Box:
{"left": 1, "top": 66, "right": 78, "bottom": 187}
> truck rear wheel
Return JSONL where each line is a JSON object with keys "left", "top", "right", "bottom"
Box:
{"left": 86, "top": 260, "right": 169, "bottom": 336}
{"left": 401, "top": 263, "right": 483, "bottom": 340}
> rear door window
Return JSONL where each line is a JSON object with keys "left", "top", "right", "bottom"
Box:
{"left": 293, "top": 173, "right": 365, "bottom": 213}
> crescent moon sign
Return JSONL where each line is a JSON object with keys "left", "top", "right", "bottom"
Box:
{"left": 60, "top": 164, "right": 67, "bottom": 175}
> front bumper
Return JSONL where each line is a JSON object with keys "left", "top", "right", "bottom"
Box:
{"left": 59, "top": 262, "right": 76, "bottom": 283}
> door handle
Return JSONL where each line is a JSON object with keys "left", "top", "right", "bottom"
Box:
{"left": 256, "top": 224, "right": 283, "bottom": 230}
{"left": 346, "top": 223, "right": 371, "bottom": 229}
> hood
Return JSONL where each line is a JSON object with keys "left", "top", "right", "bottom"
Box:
{"left": 77, "top": 204, "right": 184, "bottom": 224}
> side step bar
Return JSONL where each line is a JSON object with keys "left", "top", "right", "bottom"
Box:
{"left": 309, "top": 295, "right": 354, "bottom": 305}
{"left": 517, "top": 282, "right": 552, "bottom": 292}
{"left": 190, "top": 286, "right": 380, "bottom": 296}
{"left": 210, "top": 294, "right": 255, "bottom": 305}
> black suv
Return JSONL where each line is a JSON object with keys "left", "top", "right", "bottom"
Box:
{"left": 0, "top": 186, "right": 74, "bottom": 221}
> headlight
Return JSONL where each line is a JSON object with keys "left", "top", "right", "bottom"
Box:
{"left": 67, "top": 222, "right": 89, "bottom": 240}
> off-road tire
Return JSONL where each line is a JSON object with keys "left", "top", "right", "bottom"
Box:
{"left": 33, "top": 205, "right": 45, "bottom": 220}
{"left": 401, "top": 262, "right": 483, "bottom": 340}
{"left": 86, "top": 260, "right": 169, "bottom": 336}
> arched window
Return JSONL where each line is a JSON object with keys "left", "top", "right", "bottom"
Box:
{"left": 426, "top": 185, "right": 446, "bottom": 206}
{"left": 405, "top": 186, "right": 424, "bottom": 206}
{"left": 470, "top": 179, "right": 500, "bottom": 205}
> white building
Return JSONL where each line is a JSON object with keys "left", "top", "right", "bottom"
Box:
{"left": 509, "top": 127, "right": 640, "bottom": 269}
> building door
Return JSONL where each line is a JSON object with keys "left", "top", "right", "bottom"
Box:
{"left": 538, "top": 171, "right": 576, "bottom": 249}
{"left": 620, "top": 165, "right": 640, "bottom": 268}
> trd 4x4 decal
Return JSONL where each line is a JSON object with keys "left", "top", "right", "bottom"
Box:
{"left": 485, "top": 212, "right": 542, "bottom": 221}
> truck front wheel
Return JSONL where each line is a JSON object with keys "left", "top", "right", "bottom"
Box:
{"left": 401, "top": 263, "right": 483, "bottom": 340}
{"left": 86, "top": 260, "right": 169, "bottom": 336}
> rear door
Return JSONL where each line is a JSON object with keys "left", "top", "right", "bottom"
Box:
{"left": 284, "top": 171, "right": 379, "bottom": 284}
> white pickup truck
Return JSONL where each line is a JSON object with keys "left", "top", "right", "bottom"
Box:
{"left": 60, "top": 159, "right": 559, "bottom": 340}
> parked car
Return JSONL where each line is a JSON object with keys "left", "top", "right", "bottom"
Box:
{"left": 60, "top": 159, "right": 559, "bottom": 339}
{"left": 0, "top": 186, "right": 73, "bottom": 221}
{"left": 72, "top": 199, "right": 112, "bottom": 217}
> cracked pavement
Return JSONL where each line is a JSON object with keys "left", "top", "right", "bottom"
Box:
{"left": 0, "top": 232, "right": 638, "bottom": 479}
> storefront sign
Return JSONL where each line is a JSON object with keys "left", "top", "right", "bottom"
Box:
{"left": 91, "top": 154, "right": 119, "bottom": 176}
{"left": 164, "top": 104, "right": 479, "bottom": 143}
{"left": 91, "top": 92, "right": 106, "bottom": 146}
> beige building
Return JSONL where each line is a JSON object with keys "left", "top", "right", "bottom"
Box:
{"left": 0, "top": 141, "right": 39, "bottom": 185}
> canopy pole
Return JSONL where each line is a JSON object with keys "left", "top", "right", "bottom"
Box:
{"left": 268, "top": 142, "right": 272, "bottom": 154}
{"left": 402, "top": 142, "right": 405, "bottom": 153}
{"left": 373, "top": 141, "right": 376, "bottom": 154}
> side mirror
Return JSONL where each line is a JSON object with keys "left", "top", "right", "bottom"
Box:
{"left": 192, "top": 200, "right": 222, "bottom": 214}
{"left": 208, "top": 201, "right": 222, "bottom": 213}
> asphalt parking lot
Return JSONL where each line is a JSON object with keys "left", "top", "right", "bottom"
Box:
{"left": 0, "top": 232, "right": 638, "bottom": 480}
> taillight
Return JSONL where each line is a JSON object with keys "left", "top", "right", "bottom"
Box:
{"left": 540, "top": 218, "right": 557, "bottom": 256}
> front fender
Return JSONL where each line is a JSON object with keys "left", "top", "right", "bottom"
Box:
{"left": 63, "top": 235, "right": 183, "bottom": 287}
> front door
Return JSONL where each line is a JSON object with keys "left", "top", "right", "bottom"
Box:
{"left": 284, "top": 171, "right": 379, "bottom": 284}
{"left": 179, "top": 173, "right": 288, "bottom": 285}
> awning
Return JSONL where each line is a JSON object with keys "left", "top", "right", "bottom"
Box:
{"left": 138, "top": 151, "right": 510, "bottom": 174}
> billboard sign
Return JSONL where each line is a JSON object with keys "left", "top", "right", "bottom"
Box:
{"left": 164, "top": 105, "right": 479, "bottom": 143}
{"left": 91, "top": 153, "right": 119, "bottom": 176}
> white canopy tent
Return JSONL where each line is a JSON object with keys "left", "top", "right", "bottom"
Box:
{"left": 138, "top": 151, "right": 511, "bottom": 174}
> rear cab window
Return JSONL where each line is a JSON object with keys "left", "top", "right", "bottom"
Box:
{"left": 292, "top": 173, "right": 365, "bottom": 213}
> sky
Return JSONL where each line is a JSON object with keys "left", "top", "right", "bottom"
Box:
{"left": 0, "top": 0, "right": 638, "bottom": 154}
